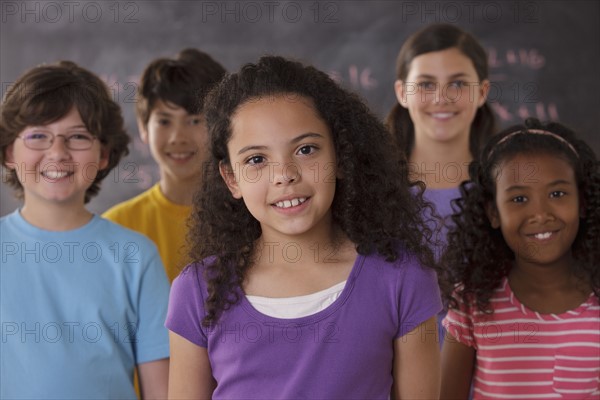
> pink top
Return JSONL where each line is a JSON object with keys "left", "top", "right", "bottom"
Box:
{"left": 443, "top": 278, "right": 600, "bottom": 399}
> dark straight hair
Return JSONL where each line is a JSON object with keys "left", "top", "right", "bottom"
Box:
{"left": 386, "top": 23, "right": 496, "bottom": 158}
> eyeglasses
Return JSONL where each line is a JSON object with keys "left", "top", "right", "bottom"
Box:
{"left": 17, "top": 131, "right": 98, "bottom": 151}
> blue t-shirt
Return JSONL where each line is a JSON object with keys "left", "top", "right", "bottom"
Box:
{"left": 1, "top": 210, "right": 170, "bottom": 399}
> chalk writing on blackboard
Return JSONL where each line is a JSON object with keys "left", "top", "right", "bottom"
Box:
{"left": 329, "top": 65, "right": 378, "bottom": 91}
{"left": 488, "top": 47, "right": 545, "bottom": 70}
{"left": 492, "top": 102, "right": 560, "bottom": 122}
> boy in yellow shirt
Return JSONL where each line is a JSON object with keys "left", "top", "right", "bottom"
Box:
{"left": 104, "top": 49, "right": 226, "bottom": 281}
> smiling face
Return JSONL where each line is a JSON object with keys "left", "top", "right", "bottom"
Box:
{"left": 395, "top": 47, "right": 489, "bottom": 150}
{"left": 5, "top": 106, "right": 108, "bottom": 210}
{"left": 488, "top": 152, "right": 580, "bottom": 271}
{"left": 221, "top": 95, "right": 338, "bottom": 243}
{"left": 141, "top": 99, "right": 209, "bottom": 186}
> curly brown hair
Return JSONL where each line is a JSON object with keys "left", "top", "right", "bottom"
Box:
{"left": 442, "top": 118, "right": 600, "bottom": 313}
{"left": 386, "top": 23, "right": 496, "bottom": 158}
{"left": 0, "top": 61, "right": 130, "bottom": 203}
{"left": 189, "top": 55, "right": 440, "bottom": 325}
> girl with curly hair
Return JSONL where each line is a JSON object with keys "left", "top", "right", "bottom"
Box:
{"left": 166, "top": 55, "right": 443, "bottom": 399}
{"left": 441, "top": 118, "right": 600, "bottom": 399}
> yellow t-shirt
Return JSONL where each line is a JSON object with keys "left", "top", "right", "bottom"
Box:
{"left": 103, "top": 184, "right": 191, "bottom": 282}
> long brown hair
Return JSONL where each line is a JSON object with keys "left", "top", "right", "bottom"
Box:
{"left": 386, "top": 23, "right": 496, "bottom": 158}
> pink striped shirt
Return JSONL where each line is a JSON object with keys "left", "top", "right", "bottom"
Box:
{"left": 443, "top": 278, "right": 600, "bottom": 399}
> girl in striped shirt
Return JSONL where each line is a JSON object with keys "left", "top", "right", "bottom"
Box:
{"left": 440, "top": 118, "right": 600, "bottom": 399}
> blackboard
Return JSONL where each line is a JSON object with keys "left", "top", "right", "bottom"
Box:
{"left": 2, "top": 0, "right": 599, "bottom": 216}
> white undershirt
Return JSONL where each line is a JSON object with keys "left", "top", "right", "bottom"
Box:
{"left": 246, "top": 280, "right": 347, "bottom": 319}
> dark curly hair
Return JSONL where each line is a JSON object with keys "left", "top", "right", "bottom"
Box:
{"left": 442, "top": 118, "right": 600, "bottom": 313}
{"left": 385, "top": 23, "right": 496, "bottom": 158}
{"left": 190, "top": 55, "right": 439, "bottom": 325}
{"left": 136, "top": 48, "right": 226, "bottom": 127}
{"left": 1, "top": 61, "right": 130, "bottom": 203}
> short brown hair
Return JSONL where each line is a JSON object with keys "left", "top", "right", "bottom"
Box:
{"left": 0, "top": 61, "right": 130, "bottom": 202}
{"left": 136, "top": 48, "right": 226, "bottom": 126}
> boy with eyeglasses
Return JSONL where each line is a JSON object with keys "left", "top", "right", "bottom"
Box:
{"left": 0, "top": 61, "right": 170, "bottom": 399}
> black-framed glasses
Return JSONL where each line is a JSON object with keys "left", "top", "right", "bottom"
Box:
{"left": 17, "top": 131, "right": 98, "bottom": 151}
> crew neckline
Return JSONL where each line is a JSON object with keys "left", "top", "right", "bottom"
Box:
{"left": 246, "top": 280, "right": 347, "bottom": 319}
{"left": 503, "top": 277, "right": 596, "bottom": 320}
{"left": 239, "top": 253, "right": 364, "bottom": 325}
{"left": 151, "top": 184, "right": 193, "bottom": 212}
{"left": 9, "top": 209, "right": 99, "bottom": 237}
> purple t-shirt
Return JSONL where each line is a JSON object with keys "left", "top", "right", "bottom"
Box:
{"left": 422, "top": 187, "right": 462, "bottom": 344}
{"left": 166, "top": 250, "right": 442, "bottom": 399}
{"left": 422, "top": 187, "right": 462, "bottom": 259}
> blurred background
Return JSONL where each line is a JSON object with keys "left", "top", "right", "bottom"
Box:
{"left": 2, "top": 0, "right": 598, "bottom": 216}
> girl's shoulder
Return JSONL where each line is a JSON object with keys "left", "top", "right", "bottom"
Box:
{"left": 173, "top": 257, "right": 216, "bottom": 294}
{"left": 361, "top": 245, "right": 438, "bottom": 285}
{"left": 181, "top": 257, "right": 215, "bottom": 273}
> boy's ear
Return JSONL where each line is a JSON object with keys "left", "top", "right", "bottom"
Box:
{"left": 98, "top": 146, "right": 110, "bottom": 171}
{"left": 4, "top": 144, "right": 15, "bottom": 168}
{"left": 137, "top": 119, "right": 149, "bottom": 144}
{"left": 485, "top": 201, "right": 500, "bottom": 229}
{"left": 478, "top": 79, "right": 491, "bottom": 107}
{"left": 219, "top": 161, "right": 242, "bottom": 199}
{"left": 394, "top": 80, "right": 408, "bottom": 108}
